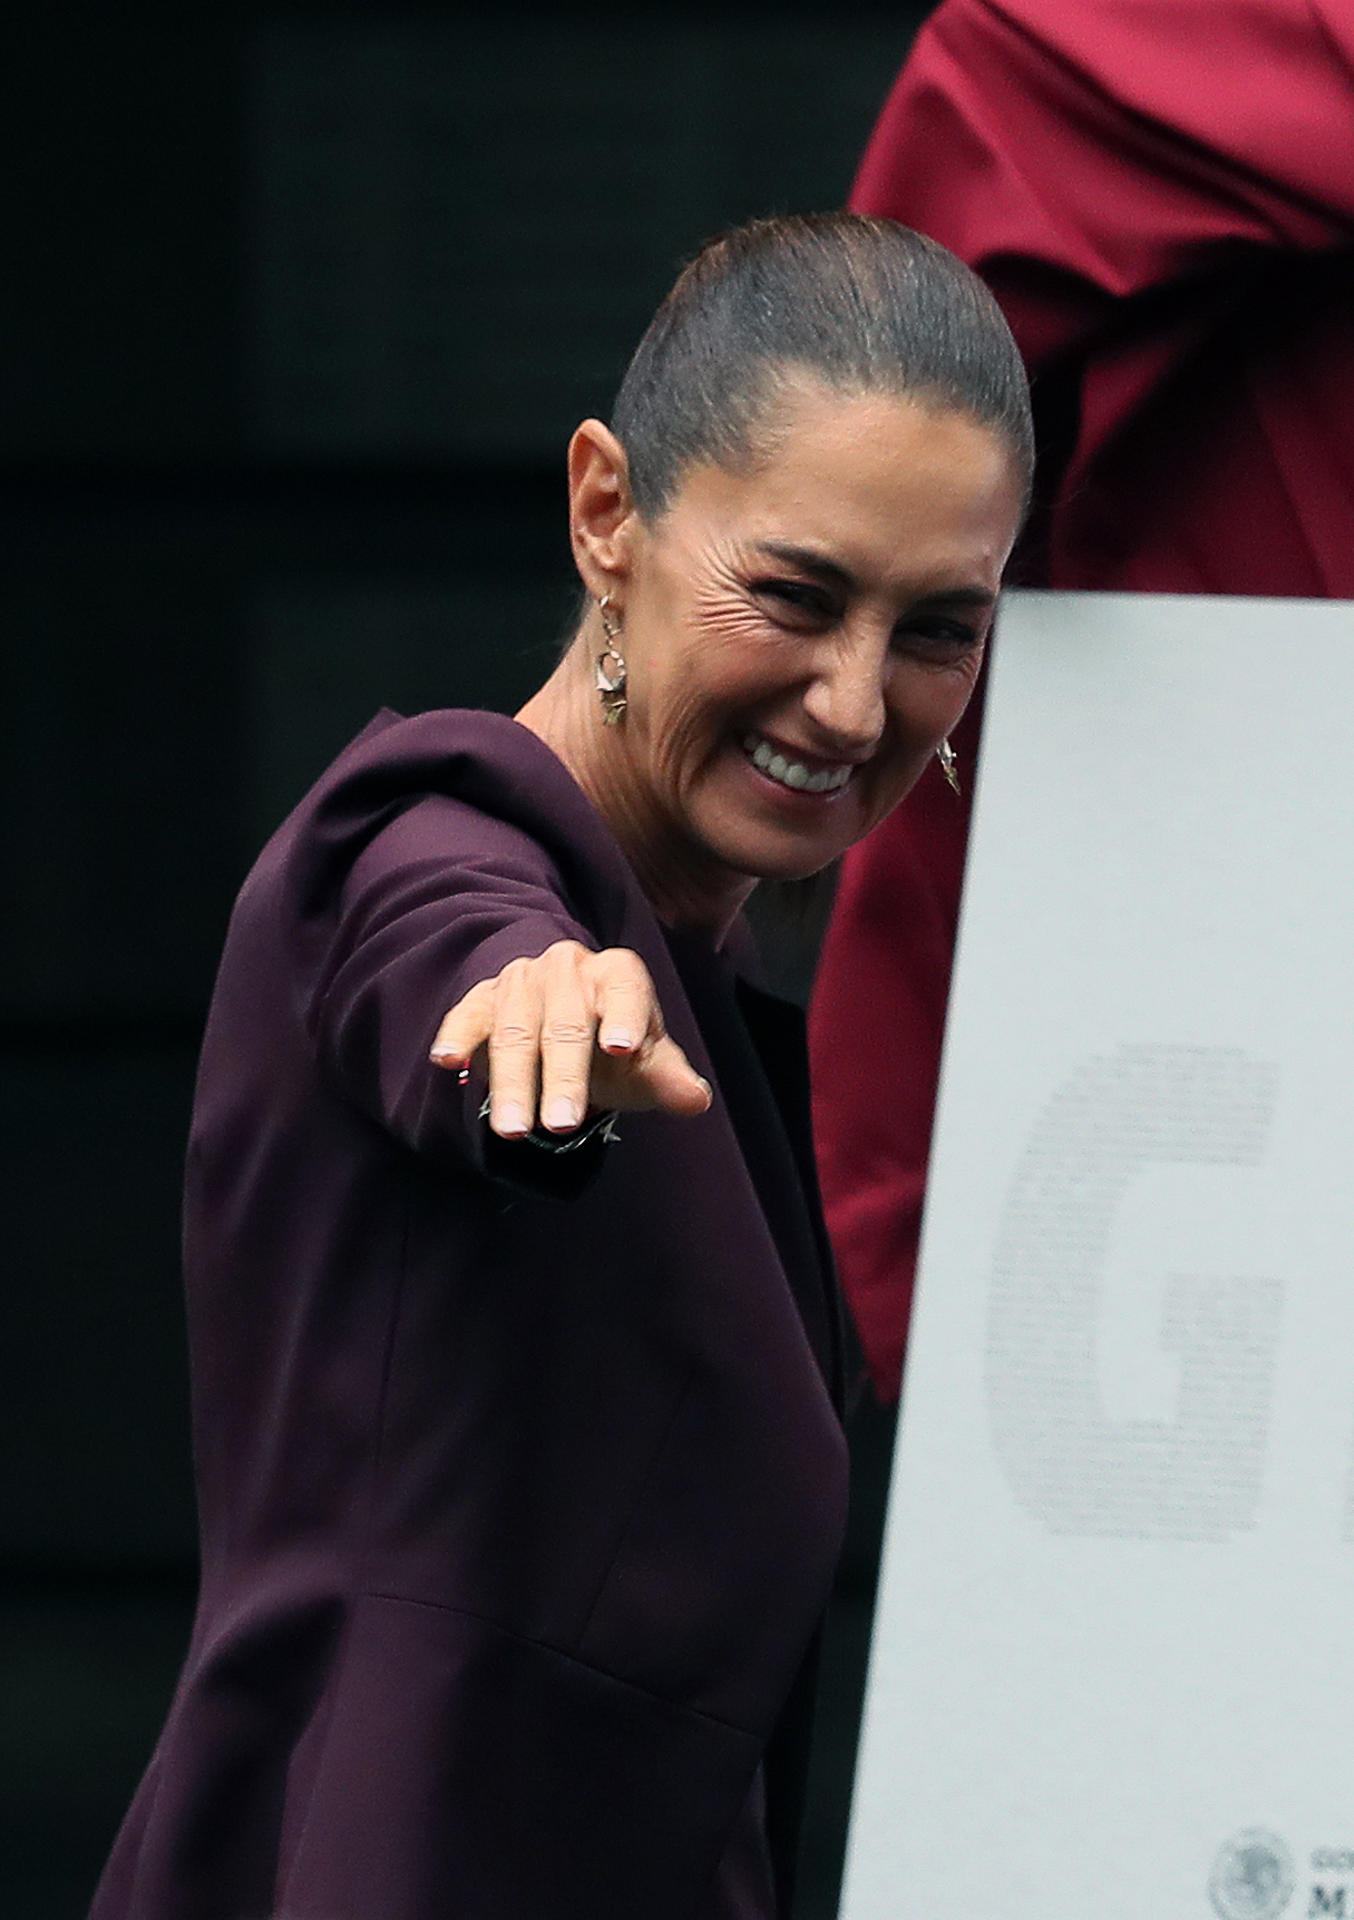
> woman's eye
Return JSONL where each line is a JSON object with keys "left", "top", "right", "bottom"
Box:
{"left": 894, "top": 618, "right": 983, "bottom": 658}
{"left": 753, "top": 579, "right": 837, "bottom": 623}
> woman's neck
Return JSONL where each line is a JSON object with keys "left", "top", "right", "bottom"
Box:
{"left": 515, "top": 642, "right": 754, "bottom": 942}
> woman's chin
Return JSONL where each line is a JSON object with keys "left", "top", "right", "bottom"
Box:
{"left": 707, "top": 830, "right": 843, "bottom": 886}
{"left": 748, "top": 847, "right": 838, "bottom": 883}
{"left": 695, "top": 811, "right": 859, "bottom": 886}
{"left": 690, "top": 756, "right": 866, "bottom": 881}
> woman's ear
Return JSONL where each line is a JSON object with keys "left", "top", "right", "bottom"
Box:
{"left": 567, "top": 419, "right": 638, "bottom": 599}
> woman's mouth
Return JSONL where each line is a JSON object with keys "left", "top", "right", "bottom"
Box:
{"left": 741, "top": 732, "right": 856, "bottom": 795}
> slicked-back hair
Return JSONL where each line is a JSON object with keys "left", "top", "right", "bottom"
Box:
{"left": 610, "top": 211, "right": 1034, "bottom": 522}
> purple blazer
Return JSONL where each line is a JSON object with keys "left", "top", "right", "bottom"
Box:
{"left": 90, "top": 709, "right": 848, "bottom": 1920}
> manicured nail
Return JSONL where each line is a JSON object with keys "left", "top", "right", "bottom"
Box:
{"left": 695, "top": 1076, "right": 713, "bottom": 1107}
{"left": 429, "top": 1047, "right": 463, "bottom": 1068}
{"left": 601, "top": 1026, "right": 633, "bottom": 1053}
{"left": 544, "top": 1097, "right": 580, "bottom": 1132}
{"left": 494, "top": 1101, "right": 529, "bottom": 1137}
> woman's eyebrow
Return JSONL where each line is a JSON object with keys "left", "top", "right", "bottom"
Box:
{"left": 755, "top": 541, "right": 998, "bottom": 610}
{"left": 911, "top": 585, "right": 999, "bottom": 610}
{"left": 753, "top": 540, "right": 855, "bottom": 589}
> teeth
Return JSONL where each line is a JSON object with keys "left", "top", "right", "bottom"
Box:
{"left": 743, "top": 734, "right": 853, "bottom": 795}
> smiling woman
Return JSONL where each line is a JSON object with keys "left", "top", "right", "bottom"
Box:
{"left": 89, "top": 213, "right": 1031, "bottom": 1920}
{"left": 522, "top": 382, "right": 1020, "bottom": 930}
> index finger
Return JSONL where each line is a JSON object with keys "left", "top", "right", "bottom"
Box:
{"left": 429, "top": 979, "right": 495, "bottom": 1071}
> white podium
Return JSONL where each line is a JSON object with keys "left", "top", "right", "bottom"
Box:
{"left": 839, "top": 592, "right": 1354, "bottom": 1920}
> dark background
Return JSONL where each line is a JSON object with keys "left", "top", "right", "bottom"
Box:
{"left": 3, "top": 6, "right": 928, "bottom": 1911}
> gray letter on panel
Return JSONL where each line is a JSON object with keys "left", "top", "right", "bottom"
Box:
{"left": 986, "top": 1045, "right": 1281, "bottom": 1541}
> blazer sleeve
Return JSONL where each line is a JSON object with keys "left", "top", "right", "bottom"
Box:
{"left": 296, "top": 790, "right": 611, "bottom": 1193}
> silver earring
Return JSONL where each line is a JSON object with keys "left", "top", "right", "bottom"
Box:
{"left": 595, "top": 593, "right": 627, "bottom": 726}
{"left": 937, "top": 736, "right": 960, "bottom": 796}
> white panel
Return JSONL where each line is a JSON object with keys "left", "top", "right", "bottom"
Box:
{"left": 841, "top": 591, "right": 1354, "bottom": 1920}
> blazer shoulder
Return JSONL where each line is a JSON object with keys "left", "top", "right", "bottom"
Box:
{"left": 252, "top": 707, "right": 644, "bottom": 945}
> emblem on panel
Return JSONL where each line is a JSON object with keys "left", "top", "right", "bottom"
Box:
{"left": 1209, "top": 1830, "right": 1295, "bottom": 1920}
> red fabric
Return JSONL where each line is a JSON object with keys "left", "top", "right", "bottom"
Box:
{"left": 811, "top": 0, "right": 1354, "bottom": 1400}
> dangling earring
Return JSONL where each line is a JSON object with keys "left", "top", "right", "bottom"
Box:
{"left": 595, "top": 592, "right": 628, "bottom": 726}
{"left": 937, "top": 736, "right": 961, "bottom": 796}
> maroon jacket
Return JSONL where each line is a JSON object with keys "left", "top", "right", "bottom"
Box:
{"left": 90, "top": 708, "right": 847, "bottom": 1920}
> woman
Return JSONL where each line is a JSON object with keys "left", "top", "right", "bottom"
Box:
{"left": 90, "top": 213, "right": 1032, "bottom": 1920}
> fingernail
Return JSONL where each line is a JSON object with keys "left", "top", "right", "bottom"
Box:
{"left": 494, "top": 1101, "right": 529, "bottom": 1137}
{"left": 544, "top": 1097, "right": 580, "bottom": 1132}
{"left": 601, "top": 1027, "right": 633, "bottom": 1053}
{"left": 429, "top": 1048, "right": 463, "bottom": 1067}
{"left": 696, "top": 1076, "right": 713, "bottom": 1107}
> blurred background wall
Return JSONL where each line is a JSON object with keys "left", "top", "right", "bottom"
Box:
{"left": 1, "top": 5, "right": 930, "bottom": 1911}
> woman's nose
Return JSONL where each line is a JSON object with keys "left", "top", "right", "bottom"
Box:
{"left": 800, "top": 642, "right": 887, "bottom": 750}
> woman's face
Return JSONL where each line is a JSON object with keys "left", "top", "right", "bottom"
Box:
{"left": 611, "top": 376, "right": 1025, "bottom": 887}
